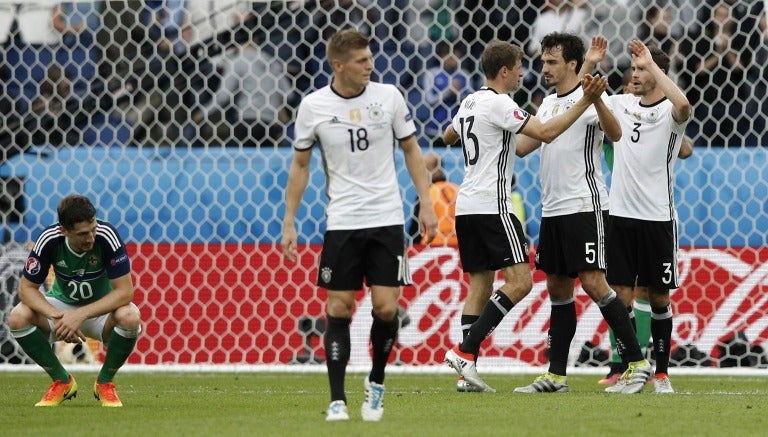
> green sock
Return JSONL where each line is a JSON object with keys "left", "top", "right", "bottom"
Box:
{"left": 12, "top": 326, "right": 69, "bottom": 382}
{"left": 97, "top": 326, "right": 139, "bottom": 384}
{"left": 633, "top": 299, "right": 652, "bottom": 358}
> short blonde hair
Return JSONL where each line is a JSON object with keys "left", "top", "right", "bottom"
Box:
{"left": 326, "top": 28, "right": 369, "bottom": 64}
{"left": 481, "top": 41, "right": 524, "bottom": 79}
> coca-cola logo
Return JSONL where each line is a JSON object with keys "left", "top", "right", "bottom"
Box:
{"left": 126, "top": 243, "right": 768, "bottom": 365}
{"left": 348, "top": 247, "right": 768, "bottom": 366}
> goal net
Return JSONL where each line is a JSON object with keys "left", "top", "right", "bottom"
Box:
{"left": 1, "top": 0, "right": 767, "bottom": 373}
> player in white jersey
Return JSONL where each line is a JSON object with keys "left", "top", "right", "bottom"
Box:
{"left": 440, "top": 40, "right": 616, "bottom": 392}
{"left": 600, "top": 46, "right": 694, "bottom": 386}
{"left": 512, "top": 33, "right": 652, "bottom": 394}
{"left": 281, "top": 29, "right": 438, "bottom": 422}
{"left": 601, "top": 40, "right": 692, "bottom": 394}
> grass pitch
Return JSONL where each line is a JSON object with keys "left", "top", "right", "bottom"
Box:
{"left": 1, "top": 371, "right": 766, "bottom": 436}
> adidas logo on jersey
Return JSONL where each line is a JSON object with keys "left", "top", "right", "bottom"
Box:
{"left": 330, "top": 116, "right": 340, "bottom": 124}
{"left": 56, "top": 260, "right": 68, "bottom": 268}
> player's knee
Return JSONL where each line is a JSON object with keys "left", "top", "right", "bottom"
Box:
{"left": 7, "top": 303, "right": 35, "bottom": 330}
{"left": 113, "top": 304, "right": 141, "bottom": 330}
{"left": 326, "top": 298, "right": 354, "bottom": 319}
{"left": 371, "top": 303, "right": 397, "bottom": 321}
{"left": 579, "top": 279, "right": 607, "bottom": 300}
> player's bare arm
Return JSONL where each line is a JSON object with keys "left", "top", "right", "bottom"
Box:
{"left": 679, "top": 136, "right": 694, "bottom": 159}
{"left": 401, "top": 135, "right": 439, "bottom": 244}
{"left": 594, "top": 97, "right": 621, "bottom": 142}
{"left": 18, "top": 276, "right": 65, "bottom": 324}
{"left": 515, "top": 134, "right": 541, "bottom": 157}
{"left": 521, "top": 74, "right": 608, "bottom": 143}
{"left": 629, "top": 39, "right": 691, "bottom": 123}
{"left": 443, "top": 124, "right": 459, "bottom": 146}
{"left": 281, "top": 149, "right": 312, "bottom": 263}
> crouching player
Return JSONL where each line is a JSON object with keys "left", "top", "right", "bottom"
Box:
{"left": 7, "top": 194, "right": 141, "bottom": 407}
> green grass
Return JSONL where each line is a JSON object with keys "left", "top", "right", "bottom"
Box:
{"left": 1, "top": 372, "right": 767, "bottom": 436}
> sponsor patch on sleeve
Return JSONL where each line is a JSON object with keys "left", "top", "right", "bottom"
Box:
{"left": 110, "top": 253, "right": 129, "bottom": 266}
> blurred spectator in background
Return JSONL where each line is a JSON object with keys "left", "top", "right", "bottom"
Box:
{"left": 131, "top": 0, "right": 191, "bottom": 146}
{"left": 419, "top": 41, "right": 471, "bottom": 145}
{"left": 191, "top": 32, "right": 290, "bottom": 147}
{"left": 525, "top": 0, "right": 587, "bottom": 109}
{"left": 583, "top": 0, "right": 634, "bottom": 91}
{"left": 454, "top": 0, "right": 528, "bottom": 86}
{"left": 52, "top": 1, "right": 101, "bottom": 96}
{"left": 688, "top": 2, "right": 745, "bottom": 146}
{"left": 637, "top": 5, "right": 678, "bottom": 58}
{"left": 29, "top": 64, "right": 75, "bottom": 145}
{"left": 176, "top": 0, "right": 247, "bottom": 145}
{"left": 247, "top": 1, "right": 313, "bottom": 101}
{"left": 744, "top": 2, "right": 768, "bottom": 146}
{"left": 408, "top": 152, "right": 459, "bottom": 246}
{"left": 0, "top": 2, "right": 58, "bottom": 114}
{"left": 527, "top": 0, "right": 587, "bottom": 58}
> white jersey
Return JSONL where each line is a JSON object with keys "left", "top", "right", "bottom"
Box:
{"left": 294, "top": 82, "right": 416, "bottom": 230}
{"left": 537, "top": 85, "right": 609, "bottom": 217}
{"left": 451, "top": 87, "right": 531, "bottom": 215}
{"left": 605, "top": 94, "right": 689, "bottom": 221}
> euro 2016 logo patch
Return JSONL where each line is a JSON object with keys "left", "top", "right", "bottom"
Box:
{"left": 25, "top": 257, "right": 41, "bottom": 275}
{"left": 513, "top": 108, "right": 528, "bottom": 120}
{"left": 321, "top": 267, "right": 333, "bottom": 284}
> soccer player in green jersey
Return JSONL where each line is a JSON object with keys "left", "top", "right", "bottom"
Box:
{"left": 7, "top": 195, "right": 141, "bottom": 407}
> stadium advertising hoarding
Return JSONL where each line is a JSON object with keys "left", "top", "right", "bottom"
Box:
{"left": 128, "top": 244, "right": 768, "bottom": 367}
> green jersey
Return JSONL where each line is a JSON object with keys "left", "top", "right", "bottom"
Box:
{"left": 23, "top": 220, "right": 131, "bottom": 305}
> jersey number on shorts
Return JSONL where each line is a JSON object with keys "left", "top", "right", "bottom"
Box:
{"left": 585, "top": 242, "right": 596, "bottom": 264}
{"left": 662, "top": 262, "right": 673, "bottom": 284}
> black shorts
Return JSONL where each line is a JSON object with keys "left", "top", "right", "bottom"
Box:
{"left": 455, "top": 214, "right": 528, "bottom": 273}
{"left": 535, "top": 211, "right": 608, "bottom": 277}
{"left": 606, "top": 216, "right": 679, "bottom": 289}
{"left": 317, "top": 225, "right": 410, "bottom": 290}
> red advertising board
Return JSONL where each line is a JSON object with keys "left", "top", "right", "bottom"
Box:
{"left": 127, "top": 244, "right": 768, "bottom": 366}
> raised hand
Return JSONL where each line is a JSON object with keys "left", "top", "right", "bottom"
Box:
{"left": 581, "top": 74, "right": 608, "bottom": 102}
{"left": 629, "top": 39, "right": 653, "bottom": 70}
{"left": 586, "top": 35, "right": 608, "bottom": 66}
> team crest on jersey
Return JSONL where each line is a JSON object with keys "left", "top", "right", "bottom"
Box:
{"left": 25, "top": 257, "right": 41, "bottom": 275}
{"left": 647, "top": 108, "right": 659, "bottom": 122}
{"left": 349, "top": 108, "right": 362, "bottom": 124}
{"left": 88, "top": 255, "right": 99, "bottom": 266}
{"left": 321, "top": 267, "right": 332, "bottom": 284}
{"left": 551, "top": 100, "right": 573, "bottom": 116}
{"left": 367, "top": 103, "right": 384, "bottom": 122}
